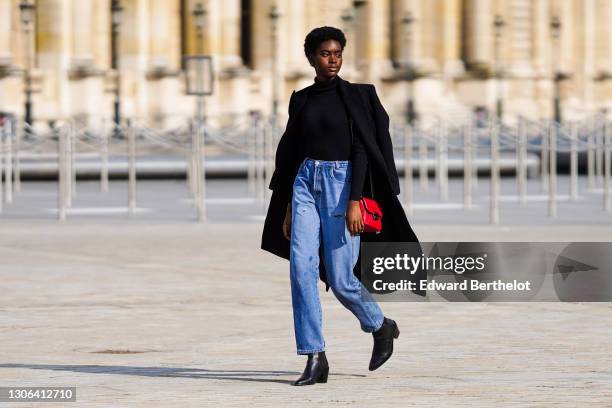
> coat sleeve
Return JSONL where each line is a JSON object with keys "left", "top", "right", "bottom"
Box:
{"left": 268, "top": 90, "right": 298, "bottom": 203}
{"left": 368, "top": 84, "right": 400, "bottom": 195}
{"left": 349, "top": 123, "right": 368, "bottom": 201}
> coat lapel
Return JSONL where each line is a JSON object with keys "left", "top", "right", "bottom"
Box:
{"left": 337, "top": 76, "right": 374, "bottom": 140}
{"left": 337, "top": 76, "right": 392, "bottom": 196}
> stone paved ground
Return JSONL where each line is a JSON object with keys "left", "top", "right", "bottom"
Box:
{"left": 1, "top": 221, "right": 611, "bottom": 407}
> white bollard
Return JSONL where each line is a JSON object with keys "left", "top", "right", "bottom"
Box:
{"left": 14, "top": 119, "right": 21, "bottom": 193}
{"left": 604, "top": 121, "right": 611, "bottom": 211}
{"left": 58, "top": 126, "right": 67, "bottom": 221}
{"left": 418, "top": 126, "right": 428, "bottom": 192}
{"left": 490, "top": 120, "right": 500, "bottom": 224}
{"left": 256, "top": 118, "right": 265, "bottom": 208}
{"left": 3, "top": 120, "right": 12, "bottom": 204}
{"left": 197, "top": 120, "right": 207, "bottom": 222}
{"left": 127, "top": 120, "right": 136, "bottom": 215}
{"left": 472, "top": 125, "right": 479, "bottom": 189}
{"left": 193, "top": 120, "right": 202, "bottom": 220}
{"left": 548, "top": 123, "right": 557, "bottom": 217}
{"left": 435, "top": 120, "right": 442, "bottom": 189}
{"left": 570, "top": 123, "right": 579, "bottom": 200}
{"left": 71, "top": 123, "right": 77, "bottom": 200}
{"left": 264, "top": 120, "right": 274, "bottom": 206}
{"left": 403, "top": 124, "right": 413, "bottom": 215}
{"left": 518, "top": 117, "right": 527, "bottom": 205}
{"left": 587, "top": 117, "right": 595, "bottom": 189}
{"left": 541, "top": 122, "right": 549, "bottom": 193}
{"left": 64, "top": 123, "right": 73, "bottom": 208}
{"left": 188, "top": 120, "right": 197, "bottom": 206}
{"left": 190, "top": 120, "right": 198, "bottom": 210}
{"left": 247, "top": 115, "right": 257, "bottom": 196}
{"left": 101, "top": 119, "right": 109, "bottom": 193}
{"left": 439, "top": 122, "right": 449, "bottom": 201}
{"left": 0, "top": 122, "right": 4, "bottom": 213}
{"left": 596, "top": 119, "right": 604, "bottom": 185}
{"left": 463, "top": 124, "right": 473, "bottom": 210}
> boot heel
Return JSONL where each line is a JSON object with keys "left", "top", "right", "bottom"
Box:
{"left": 393, "top": 323, "right": 400, "bottom": 339}
{"left": 317, "top": 366, "right": 329, "bottom": 383}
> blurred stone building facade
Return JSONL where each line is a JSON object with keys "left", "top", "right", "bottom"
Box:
{"left": 0, "top": 0, "right": 611, "bottom": 129}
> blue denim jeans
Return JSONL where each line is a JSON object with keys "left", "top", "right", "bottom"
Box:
{"left": 289, "top": 157, "right": 385, "bottom": 355}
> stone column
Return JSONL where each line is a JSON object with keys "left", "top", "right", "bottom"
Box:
{"left": 464, "top": 0, "right": 493, "bottom": 72}
{"left": 558, "top": 0, "right": 574, "bottom": 74}
{"left": 202, "top": 0, "right": 243, "bottom": 70}
{"left": 508, "top": 0, "right": 534, "bottom": 76}
{"left": 406, "top": 0, "right": 422, "bottom": 66}
{"left": 281, "top": 0, "right": 309, "bottom": 81}
{"left": 419, "top": 0, "right": 439, "bottom": 72}
{"left": 71, "top": 0, "right": 93, "bottom": 64}
{"left": 595, "top": 0, "right": 612, "bottom": 76}
{"left": 532, "top": 0, "right": 553, "bottom": 118}
{"left": 122, "top": 0, "right": 150, "bottom": 120}
{"left": 583, "top": 0, "right": 595, "bottom": 103}
{"left": 36, "top": 0, "right": 72, "bottom": 121}
{"left": 92, "top": 0, "right": 111, "bottom": 69}
{"left": 10, "top": 0, "right": 25, "bottom": 66}
{"left": 0, "top": 0, "right": 11, "bottom": 64}
{"left": 69, "top": 0, "right": 110, "bottom": 128}
{"left": 440, "top": 0, "right": 462, "bottom": 75}
{"left": 532, "top": 0, "right": 550, "bottom": 76}
{"left": 149, "top": 0, "right": 180, "bottom": 70}
{"left": 354, "top": 0, "right": 392, "bottom": 83}
{"left": 249, "top": 0, "right": 272, "bottom": 118}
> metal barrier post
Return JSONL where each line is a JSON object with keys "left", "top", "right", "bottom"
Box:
{"left": 403, "top": 123, "right": 413, "bottom": 215}
{"left": 490, "top": 119, "right": 500, "bottom": 224}
{"left": 604, "top": 121, "right": 611, "bottom": 211}
{"left": 548, "top": 123, "right": 557, "bottom": 217}
{"left": 247, "top": 114, "right": 257, "bottom": 195}
{"left": 463, "top": 124, "right": 472, "bottom": 210}
{"left": 418, "top": 125, "right": 428, "bottom": 191}
{"left": 587, "top": 116, "right": 595, "bottom": 189}
{"left": 101, "top": 119, "right": 109, "bottom": 192}
{"left": 440, "top": 122, "right": 448, "bottom": 201}
{"left": 58, "top": 125, "right": 67, "bottom": 221}
{"left": 517, "top": 117, "right": 527, "bottom": 204}
{"left": 541, "top": 121, "right": 549, "bottom": 193}
{"left": 3, "top": 120, "right": 12, "bottom": 204}
{"left": 14, "top": 119, "right": 22, "bottom": 193}
{"left": 570, "top": 122, "right": 578, "bottom": 200}
{"left": 596, "top": 119, "right": 604, "bottom": 185}
{"left": 127, "top": 120, "right": 136, "bottom": 215}
{"left": 198, "top": 119, "right": 207, "bottom": 222}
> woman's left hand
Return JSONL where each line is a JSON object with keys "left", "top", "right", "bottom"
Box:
{"left": 346, "top": 200, "right": 364, "bottom": 236}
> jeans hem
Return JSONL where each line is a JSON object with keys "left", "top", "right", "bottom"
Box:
{"left": 362, "top": 315, "right": 385, "bottom": 333}
{"left": 297, "top": 347, "right": 325, "bottom": 355}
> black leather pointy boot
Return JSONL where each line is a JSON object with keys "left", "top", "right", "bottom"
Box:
{"left": 369, "top": 317, "right": 400, "bottom": 371}
{"left": 293, "top": 351, "right": 329, "bottom": 386}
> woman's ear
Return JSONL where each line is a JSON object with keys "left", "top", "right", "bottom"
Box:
{"left": 307, "top": 54, "right": 314, "bottom": 67}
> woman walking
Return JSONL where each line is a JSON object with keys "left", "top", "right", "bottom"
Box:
{"left": 261, "top": 26, "right": 424, "bottom": 386}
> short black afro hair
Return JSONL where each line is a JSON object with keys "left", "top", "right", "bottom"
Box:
{"left": 304, "top": 26, "right": 347, "bottom": 59}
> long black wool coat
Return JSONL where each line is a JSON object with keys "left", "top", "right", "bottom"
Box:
{"left": 260, "top": 75, "right": 426, "bottom": 297}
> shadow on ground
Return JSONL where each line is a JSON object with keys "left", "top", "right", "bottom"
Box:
{"left": 0, "top": 363, "right": 366, "bottom": 385}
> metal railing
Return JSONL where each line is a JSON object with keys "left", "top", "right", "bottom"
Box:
{"left": 0, "top": 113, "right": 610, "bottom": 224}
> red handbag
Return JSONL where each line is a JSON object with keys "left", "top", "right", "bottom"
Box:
{"left": 348, "top": 117, "right": 383, "bottom": 234}
{"left": 359, "top": 196, "right": 383, "bottom": 234}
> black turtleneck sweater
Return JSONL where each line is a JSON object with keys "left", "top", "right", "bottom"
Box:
{"left": 297, "top": 76, "right": 367, "bottom": 201}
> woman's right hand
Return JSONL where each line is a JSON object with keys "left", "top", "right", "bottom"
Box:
{"left": 282, "top": 203, "right": 292, "bottom": 240}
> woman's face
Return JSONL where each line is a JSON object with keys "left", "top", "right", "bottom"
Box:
{"left": 308, "top": 39, "right": 343, "bottom": 80}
